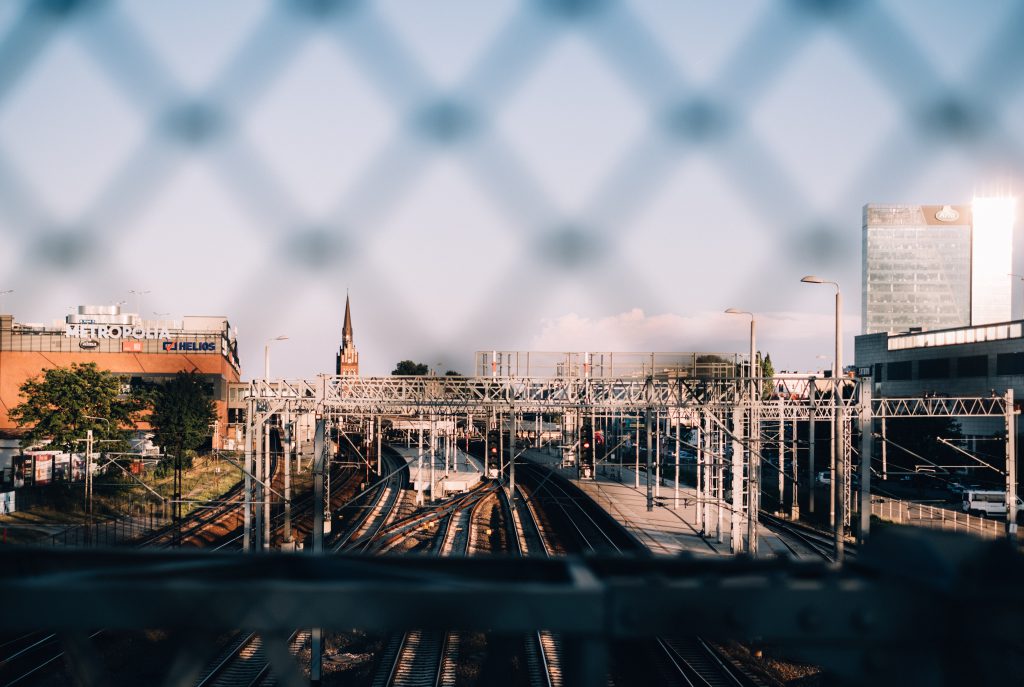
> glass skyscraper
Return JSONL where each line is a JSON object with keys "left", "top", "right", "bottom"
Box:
{"left": 862, "top": 204, "right": 972, "bottom": 335}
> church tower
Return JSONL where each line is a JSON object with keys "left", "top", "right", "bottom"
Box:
{"left": 336, "top": 293, "right": 359, "bottom": 376}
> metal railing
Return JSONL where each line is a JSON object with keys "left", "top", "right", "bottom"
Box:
{"left": 870, "top": 495, "right": 1004, "bottom": 540}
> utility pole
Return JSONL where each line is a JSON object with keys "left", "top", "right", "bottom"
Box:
{"left": 283, "top": 410, "right": 292, "bottom": 546}
{"left": 808, "top": 382, "right": 816, "bottom": 514}
{"left": 243, "top": 405, "right": 253, "bottom": 552}
{"left": 1005, "top": 389, "right": 1017, "bottom": 539}
{"left": 858, "top": 383, "right": 872, "bottom": 544}
{"left": 731, "top": 401, "right": 744, "bottom": 554}
{"left": 509, "top": 411, "right": 517, "bottom": 496}
{"left": 311, "top": 418, "right": 326, "bottom": 686}
{"left": 85, "top": 429, "right": 93, "bottom": 519}
{"left": 645, "top": 377, "right": 654, "bottom": 512}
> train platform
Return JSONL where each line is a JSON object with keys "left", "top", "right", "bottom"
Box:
{"left": 392, "top": 446, "right": 483, "bottom": 498}
{"left": 521, "top": 448, "right": 802, "bottom": 559}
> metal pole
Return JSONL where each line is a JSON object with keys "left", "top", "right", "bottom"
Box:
{"left": 430, "top": 416, "right": 436, "bottom": 502}
{"left": 809, "top": 383, "right": 816, "bottom": 515}
{"left": 416, "top": 425, "right": 424, "bottom": 506}
{"left": 778, "top": 397, "right": 785, "bottom": 514}
{"left": 376, "top": 415, "right": 382, "bottom": 476}
{"left": 645, "top": 379, "right": 654, "bottom": 512}
{"left": 510, "top": 411, "right": 516, "bottom": 496}
{"left": 834, "top": 288, "right": 845, "bottom": 564}
{"left": 881, "top": 417, "right": 888, "bottom": 481}
{"left": 254, "top": 420, "right": 264, "bottom": 552}
{"left": 674, "top": 418, "right": 680, "bottom": 511}
{"left": 858, "top": 383, "right": 872, "bottom": 544}
{"left": 86, "top": 429, "right": 93, "bottom": 519}
{"left": 747, "top": 318, "right": 758, "bottom": 556}
{"left": 634, "top": 417, "right": 640, "bottom": 489}
{"left": 655, "top": 411, "right": 661, "bottom": 498}
{"left": 791, "top": 414, "right": 799, "bottom": 520}
{"left": 1005, "top": 389, "right": 1017, "bottom": 539}
{"left": 284, "top": 408, "right": 292, "bottom": 545}
{"left": 263, "top": 418, "right": 271, "bottom": 551}
{"left": 243, "top": 403, "right": 253, "bottom": 552}
{"left": 715, "top": 419, "right": 723, "bottom": 543}
{"left": 731, "top": 401, "right": 744, "bottom": 553}
{"left": 311, "top": 417, "right": 326, "bottom": 686}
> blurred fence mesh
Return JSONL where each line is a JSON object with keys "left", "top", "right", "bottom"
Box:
{"left": 0, "top": 0, "right": 1021, "bottom": 375}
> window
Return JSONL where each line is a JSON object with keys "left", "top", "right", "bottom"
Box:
{"left": 996, "top": 353, "right": 1024, "bottom": 376}
{"left": 888, "top": 361, "right": 912, "bottom": 380}
{"left": 873, "top": 363, "right": 883, "bottom": 382}
{"left": 955, "top": 355, "right": 987, "bottom": 378}
{"left": 918, "top": 358, "right": 950, "bottom": 379}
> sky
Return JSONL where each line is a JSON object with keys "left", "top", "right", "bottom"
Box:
{"left": 0, "top": 0, "right": 1022, "bottom": 378}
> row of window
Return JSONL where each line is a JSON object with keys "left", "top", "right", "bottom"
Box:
{"left": 877, "top": 353, "right": 1024, "bottom": 381}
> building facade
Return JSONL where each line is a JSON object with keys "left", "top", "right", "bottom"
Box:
{"left": 336, "top": 294, "right": 358, "bottom": 377}
{"left": 862, "top": 200, "right": 1016, "bottom": 336}
{"left": 862, "top": 204, "right": 973, "bottom": 335}
{"left": 854, "top": 320, "right": 1024, "bottom": 438}
{"left": 0, "top": 305, "right": 241, "bottom": 446}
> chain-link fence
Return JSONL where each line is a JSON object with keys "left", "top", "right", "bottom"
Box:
{"left": 0, "top": 0, "right": 1021, "bottom": 376}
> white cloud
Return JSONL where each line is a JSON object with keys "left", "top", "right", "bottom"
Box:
{"left": 530, "top": 309, "right": 860, "bottom": 372}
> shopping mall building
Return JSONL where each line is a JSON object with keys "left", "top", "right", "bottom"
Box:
{"left": 0, "top": 305, "right": 242, "bottom": 451}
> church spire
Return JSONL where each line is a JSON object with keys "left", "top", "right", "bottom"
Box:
{"left": 342, "top": 291, "right": 353, "bottom": 345}
{"left": 337, "top": 291, "right": 358, "bottom": 376}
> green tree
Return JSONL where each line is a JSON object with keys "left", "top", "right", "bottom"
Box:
{"left": 444, "top": 370, "right": 462, "bottom": 377}
{"left": 9, "top": 363, "right": 143, "bottom": 452}
{"left": 392, "top": 360, "right": 429, "bottom": 375}
{"left": 148, "top": 371, "right": 217, "bottom": 467}
{"left": 148, "top": 371, "right": 217, "bottom": 533}
{"left": 760, "top": 353, "right": 775, "bottom": 399}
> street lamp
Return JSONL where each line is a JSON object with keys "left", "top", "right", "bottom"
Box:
{"left": 801, "top": 275, "right": 845, "bottom": 564}
{"left": 726, "top": 308, "right": 758, "bottom": 555}
{"left": 264, "top": 335, "right": 289, "bottom": 379}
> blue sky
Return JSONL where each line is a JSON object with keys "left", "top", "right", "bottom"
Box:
{"left": 0, "top": 0, "right": 1021, "bottom": 377}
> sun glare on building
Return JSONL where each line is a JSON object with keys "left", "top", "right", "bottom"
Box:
{"left": 971, "top": 196, "right": 1016, "bottom": 326}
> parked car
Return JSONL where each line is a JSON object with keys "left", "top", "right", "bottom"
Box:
{"left": 962, "top": 490, "right": 1024, "bottom": 518}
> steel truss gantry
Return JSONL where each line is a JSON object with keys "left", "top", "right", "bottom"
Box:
{"left": 243, "top": 373, "right": 1019, "bottom": 560}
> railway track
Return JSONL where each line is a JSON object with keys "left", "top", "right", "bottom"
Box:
{"left": 517, "top": 463, "right": 765, "bottom": 687}
{"left": 374, "top": 479, "right": 495, "bottom": 687}
{"left": 190, "top": 451, "right": 410, "bottom": 687}
{"left": 759, "top": 511, "right": 856, "bottom": 563}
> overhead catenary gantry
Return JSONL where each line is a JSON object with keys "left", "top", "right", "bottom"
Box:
{"left": 242, "top": 370, "right": 1018, "bottom": 558}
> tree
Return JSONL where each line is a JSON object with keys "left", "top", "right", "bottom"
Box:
{"left": 148, "top": 371, "right": 217, "bottom": 466}
{"left": 9, "top": 363, "right": 144, "bottom": 452}
{"left": 148, "top": 371, "right": 217, "bottom": 536}
{"left": 760, "top": 353, "right": 775, "bottom": 399}
{"left": 444, "top": 370, "right": 462, "bottom": 377}
{"left": 392, "top": 360, "right": 429, "bottom": 375}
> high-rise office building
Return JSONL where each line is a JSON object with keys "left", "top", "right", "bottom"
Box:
{"left": 862, "top": 200, "right": 1016, "bottom": 335}
{"left": 862, "top": 204, "right": 972, "bottom": 335}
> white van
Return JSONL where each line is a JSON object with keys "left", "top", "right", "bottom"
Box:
{"left": 962, "top": 490, "right": 1024, "bottom": 518}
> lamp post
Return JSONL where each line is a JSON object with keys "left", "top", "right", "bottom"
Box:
{"left": 726, "top": 308, "right": 758, "bottom": 555}
{"left": 264, "top": 335, "right": 289, "bottom": 379}
{"left": 801, "top": 275, "right": 844, "bottom": 564}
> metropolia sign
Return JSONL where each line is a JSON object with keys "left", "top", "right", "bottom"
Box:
{"left": 64, "top": 324, "right": 172, "bottom": 340}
